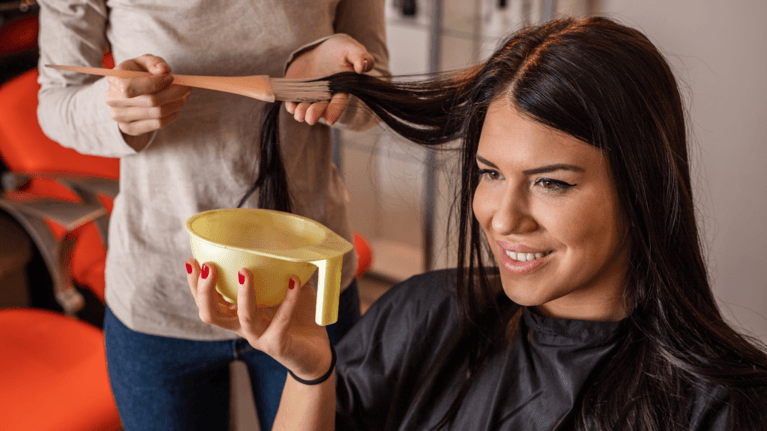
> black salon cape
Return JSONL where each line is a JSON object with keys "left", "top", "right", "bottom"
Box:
{"left": 334, "top": 269, "right": 730, "bottom": 430}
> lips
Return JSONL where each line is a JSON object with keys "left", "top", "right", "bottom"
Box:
{"left": 496, "top": 241, "right": 553, "bottom": 274}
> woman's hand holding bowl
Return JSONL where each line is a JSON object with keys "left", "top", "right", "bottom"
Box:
{"left": 185, "top": 259, "right": 333, "bottom": 381}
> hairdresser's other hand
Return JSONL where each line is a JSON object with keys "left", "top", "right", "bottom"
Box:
{"left": 185, "top": 259, "right": 333, "bottom": 381}
{"left": 105, "top": 54, "right": 192, "bottom": 151}
{"left": 284, "top": 34, "right": 374, "bottom": 126}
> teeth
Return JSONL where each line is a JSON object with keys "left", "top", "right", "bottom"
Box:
{"left": 505, "top": 250, "right": 551, "bottom": 262}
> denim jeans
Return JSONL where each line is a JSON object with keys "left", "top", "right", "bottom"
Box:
{"left": 104, "top": 280, "right": 360, "bottom": 431}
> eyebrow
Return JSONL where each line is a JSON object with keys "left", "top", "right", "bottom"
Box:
{"left": 476, "top": 155, "right": 585, "bottom": 175}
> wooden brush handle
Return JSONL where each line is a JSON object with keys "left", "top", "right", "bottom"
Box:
{"left": 47, "top": 65, "right": 157, "bottom": 79}
{"left": 46, "top": 65, "right": 275, "bottom": 103}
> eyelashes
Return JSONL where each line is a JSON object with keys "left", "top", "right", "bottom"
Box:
{"left": 477, "top": 168, "right": 501, "bottom": 181}
{"left": 476, "top": 168, "right": 576, "bottom": 192}
{"left": 535, "top": 178, "right": 575, "bottom": 191}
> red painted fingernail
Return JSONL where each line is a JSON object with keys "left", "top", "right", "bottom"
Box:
{"left": 186, "top": 263, "right": 192, "bottom": 274}
{"left": 289, "top": 278, "right": 296, "bottom": 290}
{"left": 201, "top": 264, "right": 209, "bottom": 279}
{"left": 239, "top": 272, "right": 245, "bottom": 284}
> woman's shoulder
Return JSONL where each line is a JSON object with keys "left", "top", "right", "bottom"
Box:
{"left": 340, "top": 269, "right": 460, "bottom": 348}
{"left": 376, "top": 268, "right": 458, "bottom": 308}
{"left": 360, "top": 268, "right": 510, "bottom": 330}
{"left": 334, "top": 269, "right": 464, "bottom": 429}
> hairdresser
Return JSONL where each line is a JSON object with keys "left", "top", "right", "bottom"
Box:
{"left": 35, "top": 1, "right": 389, "bottom": 430}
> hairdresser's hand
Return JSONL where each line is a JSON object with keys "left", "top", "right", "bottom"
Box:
{"left": 105, "top": 54, "right": 192, "bottom": 151}
{"left": 284, "top": 34, "right": 374, "bottom": 126}
{"left": 186, "top": 259, "right": 333, "bottom": 381}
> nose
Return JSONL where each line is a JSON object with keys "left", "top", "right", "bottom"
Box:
{"left": 491, "top": 186, "right": 537, "bottom": 235}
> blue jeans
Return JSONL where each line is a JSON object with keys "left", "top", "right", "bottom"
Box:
{"left": 105, "top": 280, "right": 360, "bottom": 431}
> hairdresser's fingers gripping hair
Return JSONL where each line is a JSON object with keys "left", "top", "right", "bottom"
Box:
{"left": 324, "top": 92, "right": 349, "bottom": 125}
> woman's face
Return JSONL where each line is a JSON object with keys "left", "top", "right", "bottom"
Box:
{"left": 473, "top": 99, "right": 630, "bottom": 321}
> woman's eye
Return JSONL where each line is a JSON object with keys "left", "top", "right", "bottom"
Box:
{"left": 478, "top": 168, "right": 502, "bottom": 181}
{"left": 535, "top": 178, "right": 574, "bottom": 191}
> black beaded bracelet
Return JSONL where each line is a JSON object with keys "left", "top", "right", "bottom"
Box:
{"left": 288, "top": 344, "right": 337, "bottom": 386}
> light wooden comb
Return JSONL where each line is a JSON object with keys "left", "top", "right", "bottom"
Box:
{"left": 45, "top": 65, "right": 331, "bottom": 103}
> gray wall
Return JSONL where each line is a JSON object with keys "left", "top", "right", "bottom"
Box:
{"left": 600, "top": 0, "right": 767, "bottom": 342}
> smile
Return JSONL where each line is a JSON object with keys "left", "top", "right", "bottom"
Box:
{"left": 505, "top": 250, "right": 553, "bottom": 262}
{"left": 496, "top": 244, "right": 554, "bottom": 275}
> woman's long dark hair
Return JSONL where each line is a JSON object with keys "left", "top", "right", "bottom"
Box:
{"left": 237, "top": 100, "right": 292, "bottom": 211}
{"left": 246, "top": 17, "right": 767, "bottom": 430}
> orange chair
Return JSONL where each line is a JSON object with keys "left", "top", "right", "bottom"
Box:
{"left": 353, "top": 231, "right": 373, "bottom": 277}
{"left": 0, "top": 5, "right": 40, "bottom": 83}
{"left": 0, "top": 67, "right": 119, "bottom": 312}
{"left": 0, "top": 14, "right": 39, "bottom": 56}
{"left": 0, "top": 308, "right": 122, "bottom": 431}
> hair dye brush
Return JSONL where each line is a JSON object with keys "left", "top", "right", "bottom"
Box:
{"left": 45, "top": 64, "right": 331, "bottom": 103}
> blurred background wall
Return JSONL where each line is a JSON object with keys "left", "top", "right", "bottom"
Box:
{"left": 599, "top": 0, "right": 767, "bottom": 342}
{"left": 340, "top": 0, "right": 767, "bottom": 343}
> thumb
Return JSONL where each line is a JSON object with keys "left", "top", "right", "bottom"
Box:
{"left": 125, "top": 54, "right": 172, "bottom": 75}
{"left": 352, "top": 52, "right": 374, "bottom": 74}
{"left": 345, "top": 45, "right": 374, "bottom": 74}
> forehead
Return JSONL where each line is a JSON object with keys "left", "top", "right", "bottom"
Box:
{"left": 478, "top": 99, "right": 604, "bottom": 168}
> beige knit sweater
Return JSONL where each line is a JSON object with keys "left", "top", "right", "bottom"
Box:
{"left": 36, "top": 0, "right": 389, "bottom": 340}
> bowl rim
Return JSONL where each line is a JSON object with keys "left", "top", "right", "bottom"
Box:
{"left": 185, "top": 208, "right": 352, "bottom": 262}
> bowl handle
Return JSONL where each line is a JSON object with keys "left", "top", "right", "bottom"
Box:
{"left": 311, "top": 255, "right": 344, "bottom": 326}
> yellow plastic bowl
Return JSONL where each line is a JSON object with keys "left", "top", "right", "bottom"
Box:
{"left": 186, "top": 208, "right": 352, "bottom": 325}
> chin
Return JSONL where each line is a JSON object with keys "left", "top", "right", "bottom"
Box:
{"left": 499, "top": 279, "right": 553, "bottom": 308}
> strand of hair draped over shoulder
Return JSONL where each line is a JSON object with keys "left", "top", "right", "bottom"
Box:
{"left": 240, "top": 16, "right": 767, "bottom": 431}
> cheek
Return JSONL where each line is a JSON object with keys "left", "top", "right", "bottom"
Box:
{"left": 556, "top": 193, "right": 623, "bottom": 255}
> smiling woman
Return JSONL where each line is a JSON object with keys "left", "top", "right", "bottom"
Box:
{"left": 189, "top": 16, "right": 767, "bottom": 431}
{"left": 473, "top": 101, "right": 630, "bottom": 322}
